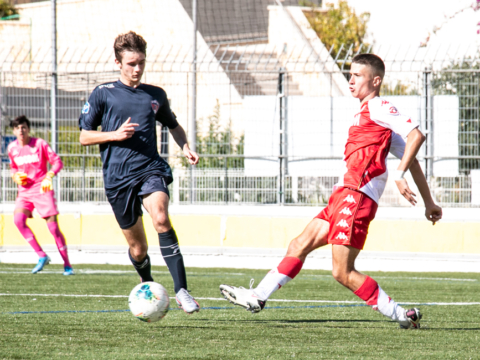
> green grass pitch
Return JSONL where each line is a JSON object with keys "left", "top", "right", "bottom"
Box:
{"left": 1, "top": 263, "right": 479, "bottom": 359}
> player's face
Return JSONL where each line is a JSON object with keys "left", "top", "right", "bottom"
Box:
{"left": 13, "top": 123, "right": 30, "bottom": 142}
{"left": 116, "top": 51, "right": 146, "bottom": 87}
{"left": 349, "top": 63, "right": 381, "bottom": 100}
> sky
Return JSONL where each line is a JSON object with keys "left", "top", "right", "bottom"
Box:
{"left": 347, "top": 0, "right": 480, "bottom": 47}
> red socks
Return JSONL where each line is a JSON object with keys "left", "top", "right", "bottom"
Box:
{"left": 353, "top": 276, "right": 379, "bottom": 306}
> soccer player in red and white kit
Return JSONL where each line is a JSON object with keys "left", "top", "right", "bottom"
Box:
{"left": 220, "top": 54, "right": 442, "bottom": 329}
{"left": 8, "top": 115, "right": 74, "bottom": 275}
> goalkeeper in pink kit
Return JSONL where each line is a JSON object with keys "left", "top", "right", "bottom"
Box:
{"left": 8, "top": 115, "right": 74, "bottom": 275}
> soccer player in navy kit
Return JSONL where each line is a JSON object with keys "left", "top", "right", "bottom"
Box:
{"left": 79, "top": 32, "right": 200, "bottom": 313}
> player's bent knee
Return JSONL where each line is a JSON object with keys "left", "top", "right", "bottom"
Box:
{"left": 152, "top": 213, "right": 170, "bottom": 231}
{"left": 130, "top": 246, "right": 148, "bottom": 261}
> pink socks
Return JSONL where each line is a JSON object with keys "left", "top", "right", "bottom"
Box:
{"left": 47, "top": 222, "right": 71, "bottom": 268}
{"left": 254, "top": 257, "right": 303, "bottom": 300}
{"left": 14, "top": 213, "right": 47, "bottom": 258}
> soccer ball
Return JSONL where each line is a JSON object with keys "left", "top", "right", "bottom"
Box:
{"left": 128, "top": 282, "right": 170, "bottom": 323}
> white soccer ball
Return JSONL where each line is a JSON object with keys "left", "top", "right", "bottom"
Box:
{"left": 128, "top": 282, "right": 170, "bottom": 323}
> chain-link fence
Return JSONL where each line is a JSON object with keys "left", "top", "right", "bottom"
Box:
{"left": 1, "top": 40, "right": 479, "bottom": 208}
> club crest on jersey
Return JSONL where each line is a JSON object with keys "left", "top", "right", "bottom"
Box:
{"left": 82, "top": 102, "right": 90, "bottom": 114}
{"left": 30, "top": 147, "right": 37, "bottom": 154}
{"left": 336, "top": 219, "right": 349, "bottom": 228}
{"left": 339, "top": 207, "right": 352, "bottom": 216}
{"left": 343, "top": 195, "right": 356, "bottom": 204}
{"left": 335, "top": 232, "right": 348, "bottom": 240}
{"left": 151, "top": 100, "right": 160, "bottom": 114}
{"left": 389, "top": 106, "right": 399, "bottom": 115}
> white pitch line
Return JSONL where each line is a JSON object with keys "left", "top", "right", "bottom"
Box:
{"left": 1, "top": 293, "right": 480, "bottom": 305}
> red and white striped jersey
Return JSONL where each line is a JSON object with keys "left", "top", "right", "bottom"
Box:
{"left": 335, "top": 97, "right": 418, "bottom": 203}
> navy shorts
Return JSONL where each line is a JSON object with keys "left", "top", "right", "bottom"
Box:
{"left": 106, "top": 174, "right": 170, "bottom": 230}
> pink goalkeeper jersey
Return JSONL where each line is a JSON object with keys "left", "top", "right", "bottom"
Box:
{"left": 8, "top": 137, "right": 63, "bottom": 195}
{"left": 335, "top": 96, "right": 419, "bottom": 204}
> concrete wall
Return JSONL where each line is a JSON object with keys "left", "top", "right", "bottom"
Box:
{"left": 1, "top": 205, "right": 479, "bottom": 255}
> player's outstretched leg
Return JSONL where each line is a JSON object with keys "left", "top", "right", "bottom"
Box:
{"left": 220, "top": 219, "right": 328, "bottom": 313}
{"left": 221, "top": 257, "right": 302, "bottom": 313}
{"left": 159, "top": 228, "right": 200, "bottom": 314}
{"left": 46, "top": 219, "right": 74, "bottom": 275}
{"left": 354, "top": 275, "right": 422, "bottom": 329}
{"left": 332, "top": 245, "right": 421, "bottom": 329}
{"left": 14, "top": 212, "right": 50, "bottom": 274}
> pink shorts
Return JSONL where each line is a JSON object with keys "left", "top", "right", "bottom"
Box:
{"left": 15, "top": 190, "right": 59, "bottom": 218}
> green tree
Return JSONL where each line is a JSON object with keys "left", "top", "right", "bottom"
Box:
{"left": 0, "top": 0, "right": 18, "bottom": 19}
{"left": 180, "top": 100, "right": 244, "bottom": 169}
{"left": 303, "top": 0, "right": 370, "bottom": 65}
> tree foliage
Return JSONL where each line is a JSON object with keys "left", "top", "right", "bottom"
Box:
{"left": 0, "top": 0, "right": 18, "bottom": 19}
{"left": 303, "top": 0, "right": 370, "bottom": 63}
{"left": 180, "top": 100, "right": 244, "bottom": 169}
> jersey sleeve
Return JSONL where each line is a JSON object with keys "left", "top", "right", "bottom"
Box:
{"left": 79, "top": 87, "right": 104, "bottom": 130}
{"left": 7, "top": 144, "right": 18, "bottom": 174}
{"left": 155, "top": 91, "right": 179, "bottom": 129}
{"left": 41, "top": 140, "right": 64, "bottom": 174}
{"left": 369, "top": 98, "right": 418, "bottom": 138}
{"left": 390, "top": 132, "right": 406, "bottom": 159}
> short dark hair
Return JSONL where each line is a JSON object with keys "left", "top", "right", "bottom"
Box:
{"left": 352, "top": 53, "right": 385, "bottom": 79}
{"left": 10, "top": 115, "right": 30, "bottom": 129}
{"left": 114, "top": 31, "right": 147, "bottom": 62}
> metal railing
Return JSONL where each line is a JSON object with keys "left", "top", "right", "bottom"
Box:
{"left": 1, "top": 43, "right": 480, "bottom": 207}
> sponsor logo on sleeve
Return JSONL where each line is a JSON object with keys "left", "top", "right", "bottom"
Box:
{"left": 381, "top": 100, "right": 389, "bottom": 106}
{"left": 151, "top": 100, "right": 160, "bottom": 114}
{"left": 389, "top": 106, "right": 399, "bottom": 115}
{"left": 98, "top": 84, "right": 114, "bottom": 89}
{"left": 335, "top": 232, "right": 348, "bottom": 240}
{"left": 82, "top": 102, "right": 90, "bottom": 114}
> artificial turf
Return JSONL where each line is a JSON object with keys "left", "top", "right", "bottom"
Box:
{"left": 0, "top": 263, "right": 479, "bottom": 359}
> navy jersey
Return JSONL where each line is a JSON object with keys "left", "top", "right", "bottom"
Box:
{"left": 78, "top": 80, "right": 179, "bottom": 191}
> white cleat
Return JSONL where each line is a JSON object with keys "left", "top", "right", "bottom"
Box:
{"left": 219, "top": 284, "right": 266, "bottom": 313}
{"left": 175, "top": 288, "right": 200, "bottom": 314}
{"left": 399, "top": 308, "right": 422, "bottom": 329}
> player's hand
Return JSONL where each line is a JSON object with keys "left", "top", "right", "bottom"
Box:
{"left": 12, "top": 172, "right": 28, "bottom": 186}
{"left": 113, "top": 117, "right": 139, "bottom": 141}
{"left": 395, "top": 178, "right": 417, "bottom": 206}
{"left": 425, "top": 203, "right": 442, "bottom": 225}
{"left": 183, "top": 146, "right": 199, "bottom": 165}
{"left": 40, "top": 171, "right": 55, "bottom": 193}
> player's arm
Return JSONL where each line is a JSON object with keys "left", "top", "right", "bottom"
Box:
{"left": 169, "top": 124, "right": 199, "bottom": 165}
{"left": 8, "top": 149, "right": 27, "bottom": 185}
{"left": 393, "top": 128, "right": 425, "bottom": 205}
{"left": 409, "top": 159, "right": 442, "bottom": 224}
{"left": 79, "top": 118, "right": 139, "bottom": 146}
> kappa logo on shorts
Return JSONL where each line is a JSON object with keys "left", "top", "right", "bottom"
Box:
{"left": 151, "top": 100, "right": 160, "bottom": 114}
{"left": 339, "top": 207, "right": 352, "bottom": 216}
{"left": 343, "top": 195, "right": 356, "bottom": 204}
{"left": 335, "top": 232, "right": 348, "bottom": 240}
{"left": 336, "top": 219, "right": 349, "bottom": 228}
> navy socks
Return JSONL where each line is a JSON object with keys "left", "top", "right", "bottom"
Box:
{"left": 128, "top": 250, "right": 153, "bottom": 282}
{"left": 159, "top": 228, "right": 187, "bottom": 293}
